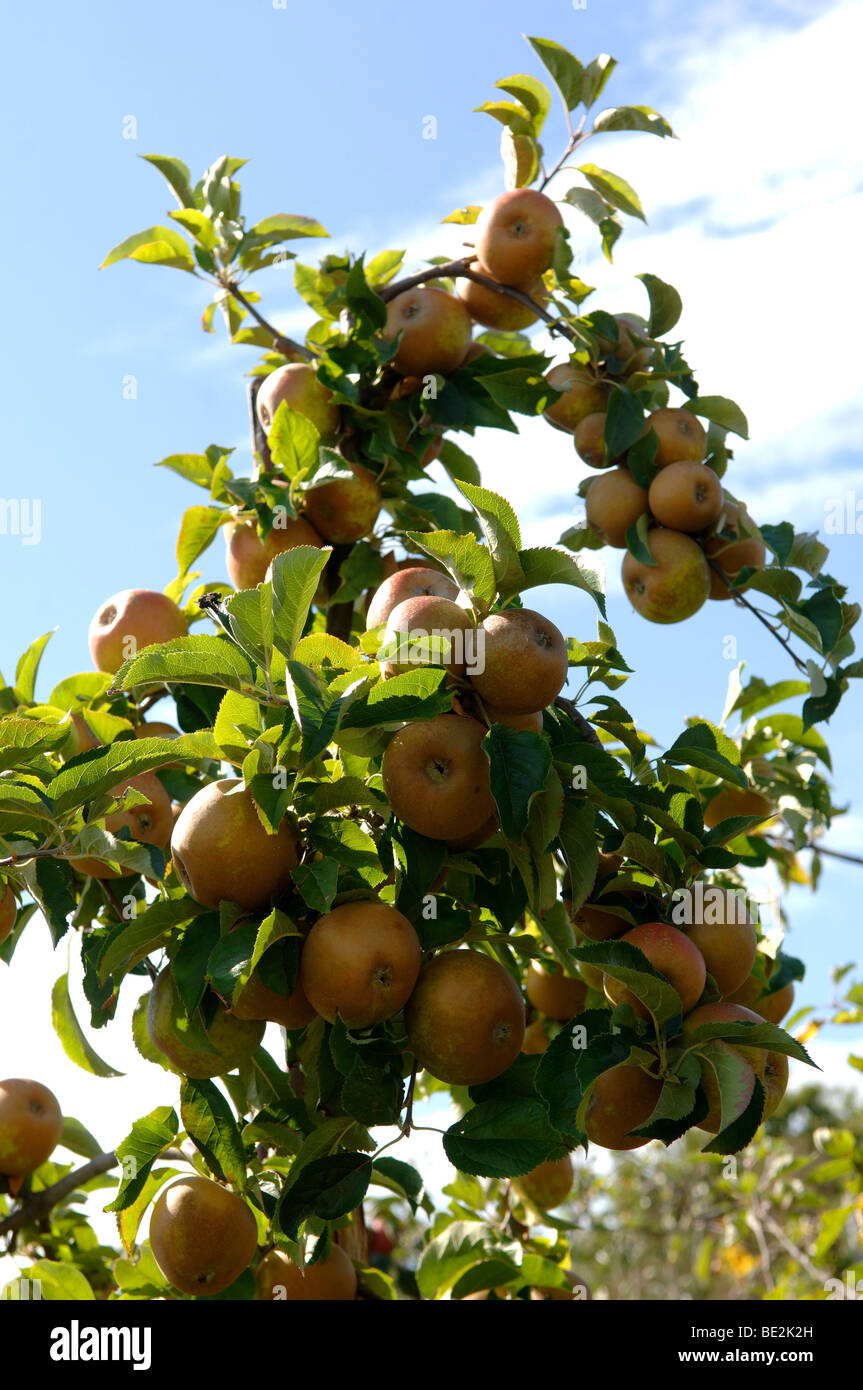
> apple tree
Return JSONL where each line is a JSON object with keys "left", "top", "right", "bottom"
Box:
{"left": 1, "top": 33, "right": 860, "bottom": 1303}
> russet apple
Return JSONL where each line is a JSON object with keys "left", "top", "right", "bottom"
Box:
{"left": 170, "top": 778, "right": 299, "bottom": 911}
{"left": 149, "top": 1175, "right": 258, "bottom": 1297}
{"left": 469, "top": 608, "right": 568, "bottom": 715}
{"left": 586, "top": 468, "right": 649, "bottom": 547}
{"left": 474, "top": 189, "right": 564, "bottom": 284}
{"left": 71, "top": 771, "right": 174, "bottom": 879}
{"left": 302, "top": 462, "right": 381, "bottom": 544}
{"left": 255, "top": 1245, "right": 357, "bottom": 1302}
{"left": 299, "top": 899, "right": 422, "bottom": 1028}
{"left": 647, "top": 408, "right": 707, "bottom": 466}
{"left": 381, "top": 712, "right": 497, "bottom": 842}
{"left": 543, "top": 365, "right": 609, "bottom": 434}
{"left": 256, "top": 362, "right": 340, "bottom": 439}
{"left": 383, "top": 287, "right": 473, "bottom": 377}
{"left": 405, "top": 949, "right": 525, "bottom": 1085}
{"left": 225, "top": 516, "right": 323, "bottom": 591}
{"left": 603, "top": 921, "right": 707, "bottom": 1018}
{"left": 585, "top": 1065, "right": 662, "bottom": 1150}
{"left": 457, "top": 268, "right": 547, "bottom": 331}
{"left": 0, "top": 1078, "right": 63, "bottom": 1177}
{"left": 378, "top": 594, "right": 474, "bottom": 678}
{"left": 366, "top": 565, "right": 459, "bottom": 630}
{"left": 574, "top": 412, "right": 610, "bottom": 468}
{"left": 88, "top": 589, "right": 188, "bottom": 673}
{"left": 648, "top": 461, "right": 723, "bottom": 533}
{"left": 621, "top": 528, "right": 711, "bottom": 623}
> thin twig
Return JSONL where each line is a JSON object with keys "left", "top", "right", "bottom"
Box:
{"left": 221, "top": 279, "right": 312, "bottom": 361}
{"left": 554, "top": 696, "right": 603, "bottom": 748}
{"left": 708, "top": 560, "right": 808, "bottom": 674}
{"left": 381, "top": 258, "right": 580, "bottom": 347}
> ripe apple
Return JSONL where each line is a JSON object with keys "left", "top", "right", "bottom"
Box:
{"left": 762, "top": 1049, "right": 789, "bottom": 1120}
{"left": 542, "top": 365, "right": 609, "bottom": 434}
{"left": 256, "top": 362, "right": 340, "bottom": 439}
{"left": 299, "top": 899, "right": 422, "bottom": 1028}
{"left": 225, "top": 516, "right": 322, "bottom": 591}
{"left": 682, "top": 1001, "right": 767, "bottom": 1132}
{"left": 647, "top": 408, "right": 707, "bottom": 466}
{"left": 149, "top": 1175, "right": 258, "bottom": 1297}
{"left": 444, "top": 812, "right": 499, "bottom": 852}
{"left": 585, "top": 1064, "right": 663, "bottom": 1150}
{"left": 703, "top": 785, "right": 774, "bottom": 830}
{"left": 255, "top": 1245, "right": 357, "bottom": 1301}
{"left": 88, "top": 589, "right": 188, "bottom": 673}
{"left": 366, "top": 566, "right": 459, "bottom": 631}
{"left": 514, "top": 1154, "right": 574, "bottom": 1211}
{"left": 603, "top": 921, "right": 706, "bottom": 1018}
{"left": 482, "top": 705, "right": 543, "bottom": 733}
{"left": 757, "top": 982, "right": 794, "bottom": 1026}
{"left": 648, "top": 461, "right": 723, "bottom": 533}
{"left": 171, "top": 778, "right": 299, "bottom": 911}
{"left": 457, "top": 268, "right": 547, "bottom": 331}
{"left": 525, "top": 963, "right": 588, "bottom": 1021}
{"left": 62, "top": 711, "right": 101, "bottom": 758}
{"left": 378, "top": 594, "right": 474, "bottom": 678}
{"left": 704, "top": 503, "right": 767, "bottom": 599}
{"left": 147, "top": 969, "right": 264, "bottom": 1078}
{"left": 229, "top": 968, "right": 317, "bottom": 1031}
{"left": 469, "top": 608, "right": 568, "bottom": 715}
{"left": 0, "top": 1079, "right": 63, "bottom": 1177}
{"left": 381, "top": 712, "right": 497, "bottom": 842}
{"left": 574, "top": 412, "right": 610, "bottom": 468}
{"left": 460, "top": 340, "right": 494, "bottom": 366}
{"left": 383, "top": 287, "right": 473, "bottom": 377}
{"left": 621, "top": 528, "right": 711, "bottom": 624}
{"left": 302, "top": 462, "right": 381, "bottom": 544}
{"left": 681, "top": 887, "right": 757, "bottom": 996}
{"left": 405, "top": 949, "right": 525, "bottom": 1085}
{"left": 0, "top": 884, "right": 17, "bottom": 945}
{"left": 521, "top": 1020, "right": 551, "bottom": 1054}
{"left": 586, "top": 468, "right": 649, "bottom": 547}
{"left": 70, "top": 771, "right": 174, "bottom": 879}
{"left": 474, "top": 189, "right": 564, "bottom": 284}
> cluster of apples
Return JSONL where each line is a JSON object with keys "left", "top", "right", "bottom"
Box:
{"left": 366, "top": 562, "right": 569, "bottom": 845}
{"left": 546, "top": 359, "right": 766, "bottom": 623}
{"left": 523, "top": 854, "right": 793, "bottom": 1149}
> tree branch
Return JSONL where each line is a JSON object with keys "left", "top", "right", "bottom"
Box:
{"left": 222, "top": 280, "right": 312, "bottom": 362}
{"left": 0, "top": 1152, "right": 118, "bottom": 1240}
{"left": 381, "top": 258, "right": 580, "bottom": 347}
{"left": 554, "top": 696, "right": 603, "bottom": 748}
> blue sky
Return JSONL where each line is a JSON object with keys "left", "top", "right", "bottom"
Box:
{"left": 1, "top": 0, "right": 862, "bottom": 1246}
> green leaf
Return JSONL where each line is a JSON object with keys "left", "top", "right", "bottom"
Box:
{"left": 502, "top": 546, "right": 605, "bottom": 615}
{"left": 14, "top": 630, "right": 54, "bottom": 703}
{"left": 105, "top": 1106, "right": 179, "bottom": 1213}
{"left": 495, "top": 73, "right": 552, "bottom": 134}
{"left": 525, "top": 37, "right": 583, "bottom": 110}
{"left": 339, "top": 668, "right": 453, "bottom": 732}
{"left": 175, "top": 505, "right": 229, "bottom": 576}
{"left": 278, "top": 1152, "right": 372, "bottom": 1237}
{"left": 58, "top": 1116, "right": 104, "bottom": 1161}
{"left": 563, "top": 186, "right": 613, "bottom": 225}
{"left": 169, "top": 208, "right": 217, "bottom": 250}
{"left": 581, "top": 54, "right": 617, "bottom": 109}
{"left": 98, "top": 899, "right": 201, "bottom": 984}
{"left": 271, "top": 547, "right": 332, "bottom": 659}
{"left": 636, "top": 273, "right": 682, "bottom": 338}
{"left": 100, "top": 225, "right": 197, "bottom": 273}
{"left": 575, "top": 940, "right": 685, "bottom": 1024}
{"left": 474, "top": 100, "right": 534, "bottom": 138}
{"left": 117, "top": 1166, "right": 182, "bottom": 1256}
{"left": 485, "top": 726, "right": 552, "bottom": 841}
{"left": 443, "top": 1099, "right": 566, "bottom": 1177}
{"left": 110, "top": 635, "right": 257, "bottom": 699}
{"left": 593, "top": 105, "right": 674, "bottom": 138}
{"left": 604, "top": 387, "right": 645, "bottom": 460}
{"left": 10, "top": 1261, "right": 95, "bottom": 1301}
{"left": 686, "top": 396, "right": 749, "bottom": 439}
{"left": 405, "top": 530, "right": 496, "bottom": 610}
{"left": 664, "top": 722, "right": 747, "bottom": 786}
{"left": 51, "top": 973, "right": 123, "bottom": 1077}
{"left": 578, "top": 165, "right": 645, "bottom": 221}
{"left": 364, "top": 249, "right": 405, "bottom": 285}
{"left": 246, "top": 213, "right": 329, "bottom": 242}
{"left": 140, "top": 154, "right": 197, "bottom": 208}
{"left": 47, "top": 728, "right": 222, "bottom": 814}
{"left": 180, "top": 1078, "right": 248, "bottom": 1188}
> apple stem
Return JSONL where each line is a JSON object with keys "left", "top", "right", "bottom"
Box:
{"left": 221, "top": 278, "right": 312, "bottom": 362}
